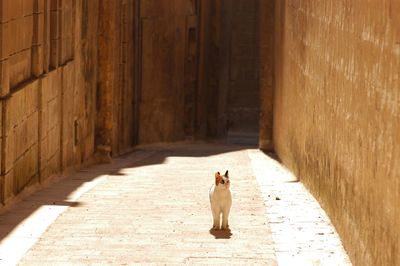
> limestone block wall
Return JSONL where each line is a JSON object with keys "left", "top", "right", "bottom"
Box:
{"left": 226, "top": 0, "right": 260, "bottom": 134}
{"left": 39, "top": 70, "right": 62, "bottom": 182}
{"left": 200, "top": 0, "right": 221, "bottom": 138}
{"left": 272, "top": 1, "right": 400, "bottom": 265}
{"left": 2, "top": 0, "right": 34, "bottom": 89}
{"left": 0, "top": 0, "right": 99, "bottom": 205}
{"left": 138, "top": 0, "right": 198, "bottom": 144}
{"left": 4, "top": 81, "right": 40, "bottom": 198}
{"left": 199, "top": 0, "right": 261, "bottom": 138}
{"left": 97, "top": 0, "right": 136, "bottom": 156}
{"left": 118, "top": 0, "right": 136, "bottom": 152}
{"left": 258, "top": 0, "right": 275, "bottom": 151}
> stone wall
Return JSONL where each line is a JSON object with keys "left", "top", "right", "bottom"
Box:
{"left": 0, "top": 0, "right": 204, "bottom": 205}
{"left": 96, "top": 0, "right": 136, "bottom": 156}
{"left": 258, "top": 0, "right": 275, "bottom": 150}
{"left": 271, "top": 1, "right": 400, "bottom": 265}
{"left": 0, "top": 1, "right": 398, "bottom": 264}
{"left": 199, "top": 0, "right": 261, "bottom": 138}
{"left": 0, "top": 0, "right": 99, "bottom": 205}
{"left": 137, "top": 0, "right": 198, "bottom": 144}
{"left": 226, "top": 0, "right": 260, "bottom": 135}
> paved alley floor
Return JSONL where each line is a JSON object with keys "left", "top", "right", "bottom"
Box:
{"left": 0, "top": 143, "right": 351, "bottom": 265}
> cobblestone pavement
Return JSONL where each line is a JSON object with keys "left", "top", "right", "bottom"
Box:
{"left": 0, "top": 143, "right": 351, "bottom": 265}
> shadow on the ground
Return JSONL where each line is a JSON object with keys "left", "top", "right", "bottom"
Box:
{"left": 0, "top": 142, "right": 252, "bottom": 246}
{"left": 115, "top": 142, "right": 256, "bottom": 173}
{"left": 209, "top": 228, "right": 232, "bottom": 239}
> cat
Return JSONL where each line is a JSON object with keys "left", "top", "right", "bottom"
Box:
{"left": 209, "top": 170, "right": 232, "bottom": 230}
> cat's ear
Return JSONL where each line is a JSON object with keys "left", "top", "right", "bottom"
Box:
{"left": 215, "top": 172, "right": 221, "bottom": 185}
{"left": 224, "top": 170, "right": 229, "bottom": 177}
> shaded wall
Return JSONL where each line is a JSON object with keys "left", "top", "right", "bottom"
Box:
{"left": 0, "top": 0, "right": 208, "bottom": 205}
{"left": 271, "top": 1, "right": 400, "bottom": 265}
{"left": 97, "top": 0, "right": 136, "bottom": 156}
{"left": 226, "top": 0, "right": 260, "bottom": 135}
{"left": 137, "top": 0, "right": 199, "bottom": 144}
{"left": 258, "top": 0, "right": 275, "bottom": 150}
{"left": 0, "top": 0, "right": 99, "bottom": 204}
{"left": 200, "top": 0, "right": 261, "bottom": 138}
{"left": 0, "top": 0, "right": 218, "bottom": 205}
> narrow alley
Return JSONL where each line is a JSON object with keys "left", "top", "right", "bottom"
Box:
{"left": 0, "top": 143, "right": 350, "bottom": 265}
{"left": 0, "top": 1, "right": 398, "bottom": 265}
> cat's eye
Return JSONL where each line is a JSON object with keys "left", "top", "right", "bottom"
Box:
{"left": 221, "top": 180, "right": 225, "bottom": 184}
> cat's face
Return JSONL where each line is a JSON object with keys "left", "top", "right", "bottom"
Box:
{"left": 215, "top": 170, "right": 230, "bottom": 189}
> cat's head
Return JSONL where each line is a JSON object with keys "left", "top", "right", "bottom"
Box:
{"left": 215, "top": 170, "right": 230, "bottom": 188}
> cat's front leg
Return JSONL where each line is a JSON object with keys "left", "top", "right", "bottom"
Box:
{"left": 211, "top": 209, "right": 220, "bottom": 229}
{"left": 213, "top": 218, "right": 220, "bottom": 229}
{"left": 221, "top": 209, "right": 230, "bottom": 230}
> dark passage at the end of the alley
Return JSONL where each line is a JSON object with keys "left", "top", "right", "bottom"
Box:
{"left": 0, "top": 1, "right": 399, "bottom": 266}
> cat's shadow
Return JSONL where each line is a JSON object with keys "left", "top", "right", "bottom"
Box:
{"left": 209, "top": 228, "right": 232, "bottom": 239}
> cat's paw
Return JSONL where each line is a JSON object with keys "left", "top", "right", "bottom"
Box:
{"left": 221, "top": 224, "right": 229, "bottom": 230}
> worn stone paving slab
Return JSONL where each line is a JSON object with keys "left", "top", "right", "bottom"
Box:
{"left": 15, "top": 143, "right": 276, "bottom": 265}
{"left": 0, "top": 143, "right": 351, "bottom": 265}
{"left": 0, "top": 150, "right": 155, "bottom": 266}
{"left": 249, "top": 150, "right": 352, "bottom": 266}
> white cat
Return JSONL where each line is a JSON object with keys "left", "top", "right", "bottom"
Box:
{"left": 209, "top": 170, "right": 232, "bottom": 230}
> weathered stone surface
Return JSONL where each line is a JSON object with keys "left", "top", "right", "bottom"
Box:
{"left": 140, "top": 0, "right": 195, "bottom": 18}
{"left": 17, "top": 144, "right": 277, "bottom": 265}
{"left": 258, "top": 0, "right": 275, "bottom": 151}
{"left": 0, "top": 3, "right": 395, "bottom": 266}
{"left": 139, "top": 15, "right": 186, "bottom": 143}
{"left": 1, "top": 1, "right": 35, "bottom": 90}
{"left": 3, "top": 80, "right": 40, "bottom": 200}
{"left": 40, "top": 69, "right": 62, "bottom": 182}
{"left": 61, "top": 62, "right": 76, "bottom": 170}
{"left": 0, "top": 0, "right": 100, "bottom": 204}
{"left": 272, "top": 1, "right": 400, "bottom": 266}
{"left": 226, "top": 0, "right": 260, "bottom": 135}
{"left": 97, "top": 0, "right": 136, "bottom": 155}
{"left": 137, "top": 1, "right": 198, "bottom": 144}
{"left": 75, "top": 0, "right": 98, "bottom": 162}
{"left": 0, "top": 143, "right": 350, "bottom": 265}
{"left": 0, "top": 59, "right": 9, "bottom": 97}
{"left": 199, "top": 0, "right": 260, "bottom": 139}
